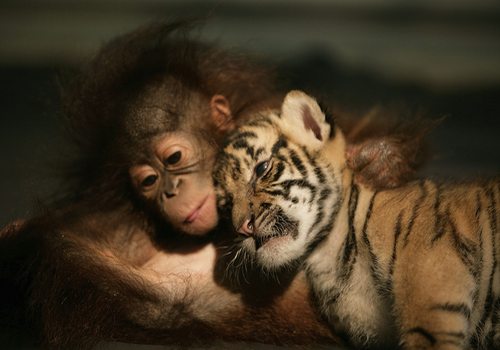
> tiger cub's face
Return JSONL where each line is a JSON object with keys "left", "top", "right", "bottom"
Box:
{"left": 215, "top": 91, "right": 347, "bottom": 270}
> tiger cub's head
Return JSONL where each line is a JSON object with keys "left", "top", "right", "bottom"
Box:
{"left": 214, "top": 91, "right": 348, "bottom": 270}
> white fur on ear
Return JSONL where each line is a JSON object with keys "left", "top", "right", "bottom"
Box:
{"left": 280, "top": 90, "right": 330, "bottom": 146}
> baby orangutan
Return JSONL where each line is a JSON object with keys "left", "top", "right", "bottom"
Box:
{"left": 0, "top": 20, "right": 335, "bottom": 350}
{"left": 0, "top": 21, "right": 429, "bottom": 350}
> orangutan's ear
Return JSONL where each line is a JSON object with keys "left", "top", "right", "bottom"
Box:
{"left": 210, "top": 95, "right": 234, "bottom": 134}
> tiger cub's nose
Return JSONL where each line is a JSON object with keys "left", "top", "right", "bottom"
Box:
{"left": 237, "top": 218, "right": 254, "bottom": 236}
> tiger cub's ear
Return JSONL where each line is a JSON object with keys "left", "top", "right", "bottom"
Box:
{"left": 280, "top": 91, "right": 331, "bottom": 148}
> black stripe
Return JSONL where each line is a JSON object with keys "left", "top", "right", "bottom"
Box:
{"left": 243, "top": 157, "right": 251, "bottom": 169}
{"left": 319, "top": 289, "right": 342, "bottom": 311}
{"left": 486, "top": 183, "right": 499, "bottom": 235}
{"left": 431, "top": 183, "right": 446, "bottom": 244}
{"left": 340, "top": 180, "right": 359, "bottom": 281}
{"left": 227, "top": 131, "right": 257, "bottom": 146}
{"left": 309, "top": 188, "right": 331, "bottom": 233}
{"left": 289, "top": 149, "right": 307, "bottom": 177}
{"left": 307, "top": 216, "right": 336, "bottom": 253}
{"left": 232, "top": 138, "right": 249, "bottom": 150}
{"left": 274, "top": 154, "right": 287, "bottom": 163}
{"left": 221, "top": 153, "right": 242, "bottom": 180}
{"left": 307, "top": 186, "right": 343, "bottom": 252}
{"left": 347, "top": 184, "right": 359, "bottom": 228}
{"left": 265, "top": 180, "right": 315, "bottom": 202}
{"left": 259, "top": 202, "right": 272, "bottom": 212}
{"left": 406, "top": 328, "right": 467, "bottom": 347}
{"left": 274, "top": 208, "right": 299, "bottom": 239}
{"left": 477, "top": 184, "right": 497, "bottom": 335}
{"left": 279, "top": 179, "right": 316, "bottom": 203}
{"left": 403, "top": 180, "right": 427, "bottom": 247}
{"left": 475, "top": 189, "right": 484, "bottom": 300}
{"left": 487, "top": 181, "right": 498, "bottom": 277}
{"left": 255, "top": 147, "right": 265, "bottom": 159}
{"left": 271, "top": 135, "right": 287, "bottom": 155}
{"left": 490, "top": 297, "right": 500, "bottom": 329}
{"left": 301, "top": 146, "right": 326, "bottom": 183}
{"left": 232, "top": 139, "right": 254, "bottom": 158}
{"left": 246, "top": 115, "right": 274, "bottom": 127}
{"left": 362, "top": 193, "right": 376, "bottom": 259}
{"left": 319, "top": 188, "right": 332, "bottom": 202}
{"left": 314, "top": 167, "right": 327, "bottom": 184}
{"left": 363, "top": 193, "right": 386, "bottom": 290}
{"left": 406, "top": 327, "right": 436, "bottom": 346}
{"left": 269, "top": 162, "right": 285, "bottom": 183}
{"left": 449, "top": 214, "right": 478, "bottom": 278}
{"left": 430, "top": 302, "right": 472, "bottom": 320}
{"left": 475, "top": 189, "right": 483, "bottom": 224}
{"left": 362, "top": 193, "right": 376, "bottom": 242}
{"left": 389, "top": 210, "right": 404, "bottom": 277}
{"left": 263, "top": 189, "right": 286, "bottom": 198}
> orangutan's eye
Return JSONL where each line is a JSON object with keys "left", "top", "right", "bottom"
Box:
{"left": 166, "top": 151, "right": 181, "bottom": 165}
{"left": 141, "top": 174, "right": 158, "bottom": 187}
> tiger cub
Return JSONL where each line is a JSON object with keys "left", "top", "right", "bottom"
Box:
{"left": 214, "top": 90, "right": 500, "bottom": 350}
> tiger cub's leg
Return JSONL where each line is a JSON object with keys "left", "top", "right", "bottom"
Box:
{"left": 392, "top": 239, "right": 477, "bottom": 350}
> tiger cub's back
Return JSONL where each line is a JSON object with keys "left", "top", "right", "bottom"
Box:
{"left": 314, "top": 176, "right": 500, "bottom": 349}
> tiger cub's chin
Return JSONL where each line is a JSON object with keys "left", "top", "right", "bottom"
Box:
{"left": 242, "top": 234, "right": 296, "bottom": 269}
{"left": 240, "top": 210, "right": 304, "bottom": 269}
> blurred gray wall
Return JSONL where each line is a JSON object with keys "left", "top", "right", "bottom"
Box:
{"left": 1, "top": 0, "right": 500, "bottom": 90}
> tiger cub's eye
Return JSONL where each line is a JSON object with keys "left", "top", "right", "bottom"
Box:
{"left": 141, "top": 174, "right": 158, "bottom": 187}
{"left": 255, "top": 161, "right": 270, "bottom": 177}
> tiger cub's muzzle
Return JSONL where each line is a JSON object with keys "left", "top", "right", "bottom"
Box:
{"left": 236, "top": 206, "right": 298, "bottom": 250}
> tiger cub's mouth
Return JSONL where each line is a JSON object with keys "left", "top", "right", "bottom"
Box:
{"left": 255, "top": 232, "right": 287, "bottom": 250}
{"left": 254, "top": 208, "right": 297, "bottom": 250}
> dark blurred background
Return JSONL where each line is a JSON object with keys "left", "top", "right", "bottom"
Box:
{"left": 0, "top": 1, "right": 499, "bottom": 348}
